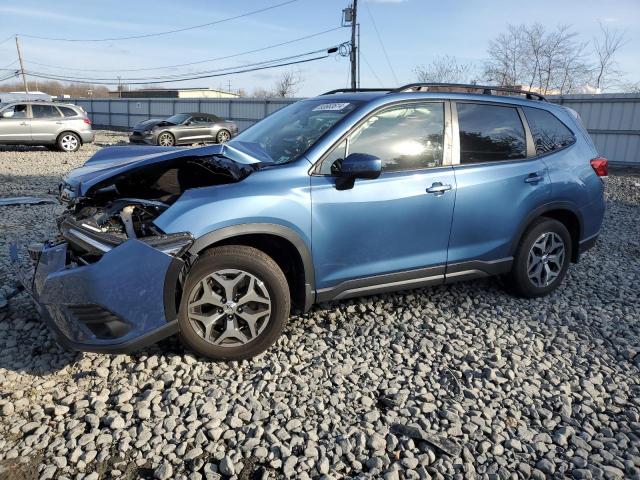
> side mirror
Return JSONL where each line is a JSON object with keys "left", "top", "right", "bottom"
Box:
{"left": 335, "top": 152, "right": 381, "bottom": 190}
{"left": 1, "top": 110, "right": 14, "bottom": 118}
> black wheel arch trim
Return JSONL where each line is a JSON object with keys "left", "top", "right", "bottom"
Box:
{"left": 188, "top": 223, "right": 316, "bottom": 310}
{"left": 511, "top": 201, "right": 584, "bottom": 261}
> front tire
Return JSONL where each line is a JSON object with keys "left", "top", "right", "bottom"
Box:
{"left": 157, "top": 132, "right": 175, "bottom": 147}
{"left": 178, "top": 246, "right": 290, "bottom": 361}
{"left": 57, "top": 132, "right": 81, "bottom": 152}
{"left": 507, "top": 217, "right": 572, "bottom": 297}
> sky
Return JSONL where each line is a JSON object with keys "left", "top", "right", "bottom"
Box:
{"left": 0, "top": 0, "right": 638, "bottom": 96}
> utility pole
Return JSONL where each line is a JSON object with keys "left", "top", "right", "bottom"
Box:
{"left": 15, "top": 36, "right": 28, "bottom": 94}
{"left": 350, "top": 0, "right": 358, "bottom": 90}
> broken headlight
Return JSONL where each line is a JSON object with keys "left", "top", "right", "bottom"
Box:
{"left": 141, "top": 232, "right": 194, "bottom": 257}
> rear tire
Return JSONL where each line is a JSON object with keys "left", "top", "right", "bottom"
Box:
{"left": 57, "top": 132, "right": 81, "bottom": 152}
{"left": 216, "top": 129, "right": 231, "bottom": 143}
{"left": 506, "top": 217, "right": 572, "bottom": 297}
{"left": 178, "top": 246, "right": 290, "bottom": 361}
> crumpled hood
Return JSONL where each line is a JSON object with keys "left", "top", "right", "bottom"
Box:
{"left": 62, "top": 142, "right": 268, "bottom": 198}
{"left": 132, "top": 118, "right": 166, "bottom": 130}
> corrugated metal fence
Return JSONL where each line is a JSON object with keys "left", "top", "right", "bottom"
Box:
{"left": 69, "top": 97, "right": 299, "bottom": 133}
{"left": 66, "top": 93, "right": 640, "bottom": 165}
{"left": 549, "top": 93, "right": 640, "bottom": 166}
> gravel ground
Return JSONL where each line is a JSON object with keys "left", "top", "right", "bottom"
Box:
{"left": 0, "top": 131, "right": 639, "bottom": 480}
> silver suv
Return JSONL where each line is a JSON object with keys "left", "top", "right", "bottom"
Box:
{"left": 0, "top": 101, "right": 94, "bottom": 152}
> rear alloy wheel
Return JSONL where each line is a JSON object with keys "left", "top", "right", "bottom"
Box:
{"left": 216, "top": 129, "right": 231, "bottom": 143}
{"left": 507, "top": 217, "right": 572, "bottom": 297}
{"left": 57, "top": 132, "right": 81, "bottom": 152}
{"left": 157, "top": 132, "right": 175, "bottom": 146}
{"left": 178, "top": 246, "right": 290, "bottom": 360}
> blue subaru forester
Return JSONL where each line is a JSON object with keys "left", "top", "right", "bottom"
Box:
{"left": 11, "top": 83, "right": 607, "bottom": 360}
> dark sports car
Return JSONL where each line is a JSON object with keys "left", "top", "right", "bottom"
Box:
{"left": 129, "top": 112, "right": 238, "bottom": 146}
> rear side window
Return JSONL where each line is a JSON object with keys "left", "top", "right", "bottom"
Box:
{"left": 457, "top": 103, "right": 526, "bottom": 164}
{"left": 59, "top": 106, "right": 79, "bottom": 117}
{"left": 32, "top": 104, "right": 62, "bottom": 118}
{"left": 523, "top": 107, "right": 575, "bottom": 155}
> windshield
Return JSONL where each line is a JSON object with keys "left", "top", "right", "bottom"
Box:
{"left": 231, "top": 99, "right": 362, "bottom": 164}
{"left": 166, "top": 113, "right": 190, "bottom": 124}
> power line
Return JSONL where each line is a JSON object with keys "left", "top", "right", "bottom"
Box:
{"left": 18, "top": 0, "right": 301, "bottom": 42}
{"left": 27, "top": 46, "right": 337, "bottom": 83}
{"left": 363, "top": 2, "right": 399, "bottom": 85}
{"left": 24, "top": 26, "right": 345, "bottom": 73}
{"left": 0, "top": 35, "right": 15, "bottom": 48}
{"left": 360, "top": 51, "right": 384, "bottom": 86}
{"left": 0, "top": 59, "right": 19, "bottom": 69}
{"left": 27, "top": 54, "right": 331, "bottom": 85}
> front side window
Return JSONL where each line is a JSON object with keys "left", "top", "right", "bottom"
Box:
{"left": 457, "top": 103, "right": 526, "bottom": 164}
{"left": 347, "top": 102, "right": 445, "bottom": 172}
{"left": 2, "top": 104, "right": 28, "bottom": 118}
{"left": 32, "top": 104, "right": 62, "bottom": 118}
{"left": 523, "top": 107, "right": 575, "bottom": 155}
{"left": 231, "top": 99, "right": 362, "bottom": 164}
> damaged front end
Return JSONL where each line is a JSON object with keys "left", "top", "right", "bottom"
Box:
{"left": 10, "top": 144, "right": 262, "bottom": 353}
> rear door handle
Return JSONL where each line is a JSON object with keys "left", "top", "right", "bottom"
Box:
{"left": 426, "top": 182, "right": 452, "bottom": 195}
{"left": 524, "top": 173, "right": 544, "bottom": 184}
{"left": 19, "top": 122, "right": 28, "bottom": 126}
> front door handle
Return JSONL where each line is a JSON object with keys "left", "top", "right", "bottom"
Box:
{"left": 19, "top": 122, "right": 28, "bottom": 126}
{"left": 524, "top": 173, "right": 544, "bottom": 184}
{"left": 426, "top": 182, "right": 452, "bottom": 195}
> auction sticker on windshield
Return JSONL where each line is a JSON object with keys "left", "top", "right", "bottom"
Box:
{"left": 312, "top": 103, "right": 352, "bottom": 112}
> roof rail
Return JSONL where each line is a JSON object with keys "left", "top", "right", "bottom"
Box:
{"left": 322, "top": 88, "right": 394, "bottom": 95}
{"left": 391, "top": 83, "right": 548, "bottom": 101}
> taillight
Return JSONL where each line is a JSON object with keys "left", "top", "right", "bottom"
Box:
{"left": 83, "top": 118, "right": 92, "bottom": 125}
{"left": 590, "top": 156, "right": 608, "bottom": 177}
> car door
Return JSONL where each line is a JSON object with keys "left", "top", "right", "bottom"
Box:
{"left": 180, "top": 115, "right": 210, "bottom": 143}
{"left": 446, "top": 101, "right": 551, "bottom": 276}
{"left": 0, "top": 104, "right": 31, "bottom": 143}
{"left": 311, "top": 101, "right": 456, "bottom": 296}
{"left": 30, "top": 104, "right": 63, "bottom": 142}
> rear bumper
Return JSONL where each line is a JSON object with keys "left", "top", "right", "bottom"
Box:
{"left": 9, "top": 239, "right": 182, "bottom": 353}
{"left": 79, "top": 130, "right": 95, "bottom": 144}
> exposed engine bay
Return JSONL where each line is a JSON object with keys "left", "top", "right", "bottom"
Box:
{"left": 58, "top": 154, "right": 256, "bottom": 258}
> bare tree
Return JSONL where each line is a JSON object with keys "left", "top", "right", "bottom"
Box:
{"left": 484, "top": 24, "right": 525, "bottom": 86}
{"left": 273, "top": 70, "right": 303, "bottom": 98}
{"left": 484, "top": 23, "right": 592, "bottom": 94}
{"left": 250, "top": 87, "right": 274, "bottom": 98}
{"left": 593, "top": 21, "right": 626, "bottom": 91}
{"left": 414, "top": 55, "right": 476, "bottom": 84}
{"left": 0, "top": 79, "right": 110, "bottom": 97}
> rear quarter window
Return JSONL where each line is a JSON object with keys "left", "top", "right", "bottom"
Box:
{"left": 59, "top": 106, "right": 79, "bottom": 117}
{"left": 523, "top": 107, "right": 576, "bottom": 155}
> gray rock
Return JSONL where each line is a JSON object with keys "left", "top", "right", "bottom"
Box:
{"left": 155, "top": 461, "right": 173, "bottom": 480}
{"left": 219, "top": 456, "right": 235, "bottom": 476}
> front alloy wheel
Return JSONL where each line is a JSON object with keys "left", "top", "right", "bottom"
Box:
{"left": 187, "top": 269, "right": 271, "bottom": 347}
{"left": 178, "top": 246, "right": 290, "bottom": 360}
{"left": 158, "top": 132, "right": 175, "bottom": 146}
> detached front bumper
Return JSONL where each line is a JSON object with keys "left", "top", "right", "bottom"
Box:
{"left": 129, "top": 132, "right": 155, "bottom": 145}
{"left": 9, "top": 239, "right": 183, "bottom": 353}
